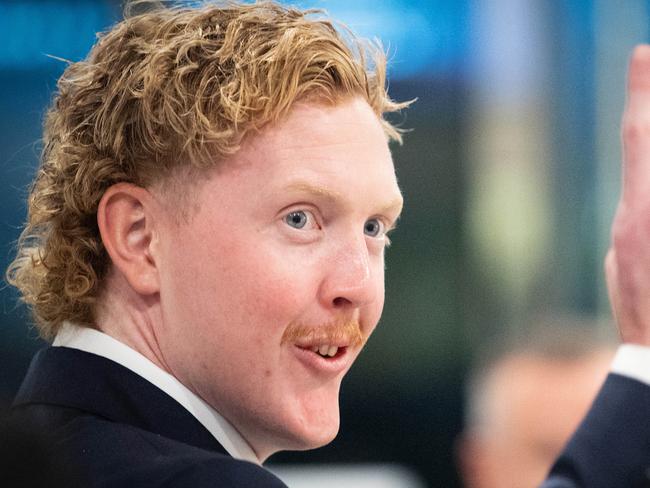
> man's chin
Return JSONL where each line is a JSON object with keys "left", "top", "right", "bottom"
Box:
{"left": 276, "top": 406, "right": 341, "bottom": 453}
{"left": 258, "top": 417, "right": 339, "bottom": 462}
{"left": 281, "top": 425, "right": 340, "bottom": 453}
{"left": 250, "top": 380, "right": 345, "bottom": 459}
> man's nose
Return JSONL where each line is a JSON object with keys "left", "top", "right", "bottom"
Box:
{"left": 319, "top": 236, "right": 377, "bottom": 309}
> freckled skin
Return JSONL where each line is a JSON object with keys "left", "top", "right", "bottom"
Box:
{"left": 151, "top": 98, "right": 403, "bottom": 461}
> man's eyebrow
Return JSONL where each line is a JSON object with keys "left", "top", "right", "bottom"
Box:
{"left": 379, "top": 197, "right": 404, "bottom": 217}
{"left": 284, "top": 182, "right": 343, "bottom": 201}
{"left": 283, "top": 182, "right": 403, "bottom": 217}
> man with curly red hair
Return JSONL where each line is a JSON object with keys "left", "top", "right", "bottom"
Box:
{"left": 7, "top": 1, "right": 650, "bottom": 487}
{"left": 8, "top": 2, "right": 406, "bottom": 486}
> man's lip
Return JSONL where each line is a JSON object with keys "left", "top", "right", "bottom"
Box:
{"left": 293, "top": 338, "right": 354, "bottom": 348}
{"left": 291, "top": 344, "right": 354, "bottom": 376}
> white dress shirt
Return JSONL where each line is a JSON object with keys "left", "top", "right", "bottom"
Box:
{"left": 611, "top": 343, "right": 650, "bottom": 386}
{"left": 52, "top": 322, "right": 260, "bottom": 465}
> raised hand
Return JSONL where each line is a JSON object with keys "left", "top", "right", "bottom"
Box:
{"left": 606, "top": 45, "right": 650, "bottom": 345}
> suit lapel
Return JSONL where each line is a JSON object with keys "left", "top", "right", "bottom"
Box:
{"left": 14, "top": 346, "right": 229, "bottom": 456}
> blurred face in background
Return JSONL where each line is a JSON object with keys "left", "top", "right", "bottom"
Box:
{"left": 457, "top": 350, "right": 612, "bottom": 488}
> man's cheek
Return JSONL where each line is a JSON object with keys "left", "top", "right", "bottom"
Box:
{"left": 243, "top": 279, "right": 308, "bottom": 324}
{"left": 240, "top": 255, "right": 318, "bottom": 315}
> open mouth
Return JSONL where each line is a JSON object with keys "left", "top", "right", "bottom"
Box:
{"left": 302, "top": 344, "right": 348, "bottom": 359}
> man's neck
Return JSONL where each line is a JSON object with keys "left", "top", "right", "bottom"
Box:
{"left": 94, "top": 269, "right": 171, "bottom": 373}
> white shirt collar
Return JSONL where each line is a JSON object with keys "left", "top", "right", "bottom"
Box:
{"left": 52, "top": 322, "right": 260, "bottom": 465}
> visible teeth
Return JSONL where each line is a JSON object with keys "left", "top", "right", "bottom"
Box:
{"left": 310, "top": 344, "right": 340, "bottom": 357}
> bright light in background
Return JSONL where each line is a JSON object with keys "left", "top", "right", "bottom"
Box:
{"left": 286, "top": 0, "right": 469, "bottom": 79}
{"left": 270, "top": 464, "right": 426, "bottom": 488}
{"left": 464, "top": 0, "right": 554, "bottom": 327}
{"left": 0, "top": 1, "right": 469, "bottom": 80}
{"left": 467, "top": 0, "right": 548, "bottom": 105}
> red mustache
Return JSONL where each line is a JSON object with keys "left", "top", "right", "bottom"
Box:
{"left": 281, "top": 318, "right": 365, "bottom": 348}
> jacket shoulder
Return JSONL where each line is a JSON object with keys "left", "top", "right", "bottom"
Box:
{"left": 11, "top": 407, "right": 287, "bottom": 487}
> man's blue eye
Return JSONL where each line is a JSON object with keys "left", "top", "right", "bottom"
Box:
{"left": 285, "top": 211, "right": 308, "bottom": 229}
{"left": 364, "top": 218, "right": 383, "bottom": 237}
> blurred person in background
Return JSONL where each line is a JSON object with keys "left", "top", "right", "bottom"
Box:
{"left": 457, "top": 322, "right": 614, "bottom": 488}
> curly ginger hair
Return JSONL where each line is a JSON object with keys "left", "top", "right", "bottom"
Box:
{"left": 7, "top": 1, "right": 408, "bottom": 340}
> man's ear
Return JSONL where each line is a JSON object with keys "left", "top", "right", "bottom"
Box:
{"left": 97, "top": 182, "right": 160, "bottom": 295}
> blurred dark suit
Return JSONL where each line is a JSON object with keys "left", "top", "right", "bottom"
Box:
{"left": 543, "top": 373, "right": 650, "bottom": 487}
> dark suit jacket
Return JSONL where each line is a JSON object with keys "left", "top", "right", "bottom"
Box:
{"left": 10, "top": 347, "right": 288, "bottom": 487}
{"left": 543, "top": 373, "right": 650, "bottom": 488}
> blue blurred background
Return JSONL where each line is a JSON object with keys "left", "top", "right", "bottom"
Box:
{"left": 0, "top": 1, "right": 647, "bottom": 486}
